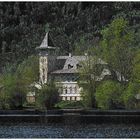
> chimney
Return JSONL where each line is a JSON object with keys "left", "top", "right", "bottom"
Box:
{"left": 69, "top": 53, "right": 72, "bottom": 57}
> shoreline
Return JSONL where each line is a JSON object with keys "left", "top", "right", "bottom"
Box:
{"left": 0, "top": 109, "right": 139, "bottom": 124}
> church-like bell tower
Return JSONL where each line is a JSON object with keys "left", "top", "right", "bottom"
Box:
{"left": 36, "top": 32, "right": 56, "bottom": 84}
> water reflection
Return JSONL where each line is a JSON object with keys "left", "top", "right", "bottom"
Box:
{"left": 0, "top": 123, "right": 139, "bottom": 138}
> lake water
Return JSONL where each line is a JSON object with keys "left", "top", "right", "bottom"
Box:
{"left": 0, "top": 122, "right": 140, "bottom": 138}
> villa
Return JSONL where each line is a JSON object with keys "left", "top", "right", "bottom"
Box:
{"left": 34, "top": 32, "right": 125, "bottom": 101}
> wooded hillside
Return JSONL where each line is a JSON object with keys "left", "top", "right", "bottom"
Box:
{"left": 0, "top": 2, "right": 140, "bottom": 69}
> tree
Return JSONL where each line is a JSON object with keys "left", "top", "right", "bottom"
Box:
{"left": 16, "top": 55, "right": 39, "bottom": 86}
{"left": 100, "top": 17, "right": 135, "bottom": 82}
{"left": 36, "top": 82, "right": 59, "bottom": 110}
{"left": 132, "top": 49, "right": 140, "bottom": 83}
{"left": 78, "top": 55, "right": 104, "bottom": 108}
{"left": 73, "top": 34, "right": 99, "bottom": 55}
{"left": 122, "top": 82, "right": 140, "bottom": 109}
{"left": 0, "top": 69, "right": 27, "bottom": 109}
{"left": 0, "top": 72, "right": 16, "bottom": 109}
{"left": 0, "top": 55, "right": 39, "bottom": 109}
{"left": 95, "top": 80, "right": 123, "bottom": 110}
{"left": 1, "top": 2, "right": 140, "bottom": 69}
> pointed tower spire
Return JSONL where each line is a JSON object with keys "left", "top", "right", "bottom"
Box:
{"left": 36, "top": 32, "right": 56, "bottom": 50}
{"left": 40, "top": 32, "right": 49, "bottom": 47}
{"left": 36, "top": 31, "right": 56, "bottom": 84}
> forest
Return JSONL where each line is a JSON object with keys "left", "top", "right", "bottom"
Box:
{"left": 0, "top": 2, "right": 140, "bottom": 69}
{"left": 0, "top": 2, "right": 140, "bottom": 110}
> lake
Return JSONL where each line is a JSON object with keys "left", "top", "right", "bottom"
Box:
{"left": 0, "top": 122, "right": 140, "bottom": 138}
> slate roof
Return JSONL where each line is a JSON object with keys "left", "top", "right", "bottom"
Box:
{"left": 57, "top": 56, "right": 70, "bottom": 59}
{"left": 51, "top": 55, "right": 86, "bottom": 74}
{"left": 37, "top": 32, "right": 127, "bottom": 82}
{"left": 36, "top": 32, "right": 107, "bottom": 75}
{"left": 51, "top": 55, "right": 107, "bottom": 74}
{"left": 51, "top": 69, "right": 78, "bottom": 74}
{"left": 36, "top": 32, "right": 56, "bottom": 50}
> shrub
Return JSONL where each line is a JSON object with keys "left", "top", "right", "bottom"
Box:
{"left": 55, "top": 100, "right": 84, "bottom": 109}
{"left": 2, "top": 85, "right": 26, "bottom": 110}
{"left": 9, "top": 88, "right": 26, "bottom": 109}
{"left": 122, "top": 82, "right": 140, "bottom": 109}
{"left": 36, "top": 83, "right": 59, "bottom": 110}
{"left": 0, "top": 56, "right": 38, "bottom": 110}
{"left": 95, "top": 80, "right": 123, "bottom": 110}
{"left": 0, "top": 89, "right": 10, "bottom": 109}
{"left": 80, "top": 86, "right": 96, "bottom": 109}
{"left": 0, "top": 71, "right": 27, "bottom": 109}
{"left": 0, "top": 87, "right": 26, "bottom": 110}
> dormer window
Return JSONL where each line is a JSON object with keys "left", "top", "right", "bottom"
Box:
{"left": 68, "top": 64, "right": 73, "bottom": 69}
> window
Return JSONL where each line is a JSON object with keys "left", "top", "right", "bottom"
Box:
{"left": 70, "top": 87, "right": 72, "bottom": 94}
{"left": 58, "top": 87, "right": 62, "bottom": 93}
{"left": 75, "top": 87, "right": 77, "bottom": 94}
{"left": 68, "top": 64, "right": 73, "bottom": 69}
{"left": 72, "top": 97, "right": 75, "bottom": 101}
{"left": 41, "top": 58, "right": 44, "bottom": 63}
{"left": 62, "top": 97, "right": 65, "bottom": 101}
{"left": 65, "top": 87, "right": 67, "bottom": 94}
{"left": 42, "top": 68, "right": 45, "bottom": 73}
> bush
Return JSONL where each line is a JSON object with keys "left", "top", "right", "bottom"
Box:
{"left": 36, "top": 83, "right": 59, "bottom": 110}
{"left": 0, "top": 71, "right": 27, "bottom": 110}
{"left": 0, "top": 56, "right": 39, "bottom": 110}
{"left": 0, "top": 86, "right": 26, "bottom": 110}
{"left": 80, "top": 86, "right": 96, "bottom": 109}
{"left": 95, "top": 80, "right": 123, "bottom": 110}
{"left": 9, "top": 88, "right": 26, "bottom": 109}
{"left": 0, "top": 89, "right": 10, "bottom": 110}
{"left": 55, "top": 100, "right": 84, "bottom": 109}
{"left": 122, "top": 82, "right": 140, "bottom": 109}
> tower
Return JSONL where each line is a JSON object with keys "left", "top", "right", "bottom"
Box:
{"left": 36, "top": 32, "right": 56, "bottom": 84}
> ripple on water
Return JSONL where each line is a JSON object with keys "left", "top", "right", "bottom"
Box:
{"left": 0, "top": 123, "right": 139, "bottom": 138}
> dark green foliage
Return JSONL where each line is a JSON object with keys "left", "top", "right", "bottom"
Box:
{"left": 36, "top": 83, "right": 59, "bottom": 110}
{"left": 8, "top": 87, "right": 26, "bottom": 109}
{"left": 95, "top": 80, "right": 123, "bottom": 110}
{"left": 0, "top": 2, "right": 140, "bottom": 69}
{"left": 55, "top": 100, "right": 84, "bottom": 109}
